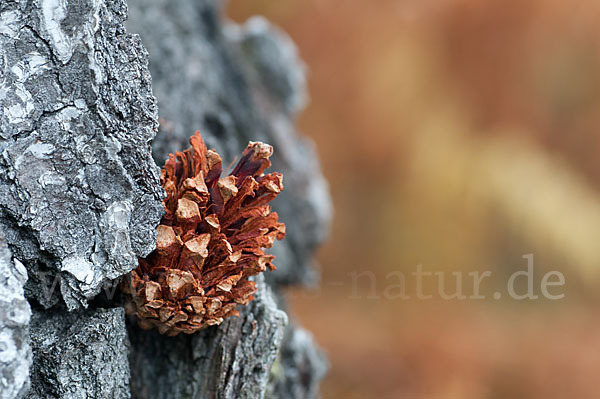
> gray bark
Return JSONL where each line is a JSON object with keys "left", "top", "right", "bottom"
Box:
{"left": 27, "top": 308, "right": 130, "bottom": 399}
{"left": 0, "top": 0, "right": 330, "bottom": 398}
{"left": 268, "top": 325, "right": 329, "bottom": 399}
{"left": 0, "top": 231, "right": 31, "bottom": 399}
{"left": 129, "top": 275, "right": 287, "bottom": 399}
{"left": 0, "top": 0, "right": 164, "bottom": 311}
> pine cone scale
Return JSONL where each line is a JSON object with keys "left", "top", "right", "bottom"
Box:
{"left": 123, "top": 132, "right": 285, "bottom": 335}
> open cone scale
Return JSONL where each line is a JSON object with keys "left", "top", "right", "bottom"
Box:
{"left": 123, "top": 132, "right": 285, "bottom": 335}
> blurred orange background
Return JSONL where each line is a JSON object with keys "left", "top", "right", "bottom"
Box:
{"left": 228, "top": 1, "right": 600, "bottom": 398}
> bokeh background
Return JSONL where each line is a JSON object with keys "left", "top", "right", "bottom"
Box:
{"left": 229, "top": 1, "right": 600, "bottom": 398}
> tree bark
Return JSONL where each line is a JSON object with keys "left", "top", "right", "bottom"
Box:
{"left": 0, "top": 0, "right": 330, "bottom": 398}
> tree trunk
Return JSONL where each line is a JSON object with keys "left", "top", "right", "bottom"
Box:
{"left": 0, "top": 0, "right": 330, "bottom": 398}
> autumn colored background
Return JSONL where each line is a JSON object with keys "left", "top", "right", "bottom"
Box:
{"left": 229, "top": 1, "right": 600, "bottom": 398}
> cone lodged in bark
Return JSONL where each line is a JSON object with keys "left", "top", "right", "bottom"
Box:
{"left": 123, "top": 132, "right": 285, "bottom": 335}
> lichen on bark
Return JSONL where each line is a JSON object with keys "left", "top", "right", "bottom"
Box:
{"left": 0, "top": 0, "right": 163, "bottom": 311}
{"left": 0, "top": 0, "right": 331, "bottom": 397}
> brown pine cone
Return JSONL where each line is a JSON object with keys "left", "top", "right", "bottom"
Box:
{"left": 122, "top": 132, "right": 285, "bottom": 336}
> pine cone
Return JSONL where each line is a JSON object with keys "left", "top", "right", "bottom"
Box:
{"left": 123, "top": 132, "right": 285, "bottom": 336}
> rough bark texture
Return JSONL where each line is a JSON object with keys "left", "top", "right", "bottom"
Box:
{"left": 129, "top": 275, "right": 287, "bottom": 399}
{"left": 0, "top": 231, "right": 31, "bottom": 399}
{"left": 27, "top": 308, "right": 130, "bottom": 398}
{"left": 269, "top": 325, "right": 329, "bottom": 399}
{"left": 0, "top": 0, "right": 330, "bottom": 397}
{"left": 0, "top": 0, "right": 164, "bottom": 311}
